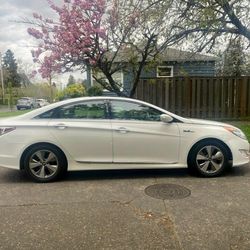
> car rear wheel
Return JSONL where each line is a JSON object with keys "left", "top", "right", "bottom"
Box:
{"left": 188, "top": 141, "right": 230, "bottom": 177}
{"left": 24, "top": 145, "right": 67, "bottom": 182}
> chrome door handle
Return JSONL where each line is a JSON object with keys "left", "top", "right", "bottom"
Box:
{"left": 116, "top": 127, "right": 129, "bottom": 133}
{"left": 54, "top": 123, "right": 67, "bottom": 130}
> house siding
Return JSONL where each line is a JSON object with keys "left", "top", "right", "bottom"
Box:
{"left": 122, "top": 61, "right": 216, "bottom": 92}
{"left": 173, "top": 61, "right": 216, "bottom": 77}
{"left": 86, "top": 60, "right": 216, "bottom": 94}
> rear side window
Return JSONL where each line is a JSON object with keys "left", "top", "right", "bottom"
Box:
{"left": 54, "top": 101, "right": 107, "bottom": 119}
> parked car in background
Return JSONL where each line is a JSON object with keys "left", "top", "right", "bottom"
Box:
{"left": 16, "top": 97, "right": 35, "bottom": 110}
{"left": 0, "top": 97, "right": 249, "bottom": 182}
{"left": 35, "top": 99, "right": 50, "bottom": 108}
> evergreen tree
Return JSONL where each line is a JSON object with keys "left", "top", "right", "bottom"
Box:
{"left": 3, "top": 50, "right": 21, "bottom": 87}
{"left": 221, "top": 38, "right": 245, "bottom": 77}
{"left": 67, "top": 75, "right": 76, "bottom": 86}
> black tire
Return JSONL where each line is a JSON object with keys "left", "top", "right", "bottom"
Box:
{"left": 23, "top": 144, "right": 67, "bottom": 183}
{"left": 188, "top": 140, "right": 231, "bottom": 177}
{"left": 17, "top": 107, "right": 20, "bottom": 110}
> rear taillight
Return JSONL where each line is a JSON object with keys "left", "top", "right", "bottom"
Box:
{"left": 0, "top": 127, "right": 16, "bottom": 136}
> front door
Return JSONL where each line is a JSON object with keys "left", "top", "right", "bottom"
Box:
{"left": 110, "top": 100, "right": 180, "bottom": 164}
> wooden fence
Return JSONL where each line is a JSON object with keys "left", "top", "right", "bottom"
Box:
{"left": 135, "top": 77, "right": 250, "bottom": 119}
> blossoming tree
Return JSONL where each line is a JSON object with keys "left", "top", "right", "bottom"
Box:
{"left": 27, "top": 0, "right": 187, "bottom": 97}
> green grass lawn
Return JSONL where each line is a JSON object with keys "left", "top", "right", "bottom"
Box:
{"left": 235, "top": 125, "right": 250, "bottom": 142}
{"left": 0, "top": 110, "right": 31, "bottom": 118}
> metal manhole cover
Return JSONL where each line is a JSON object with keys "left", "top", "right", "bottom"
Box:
{"left": 145, "top": 183, "right": 191, "bottom": 200}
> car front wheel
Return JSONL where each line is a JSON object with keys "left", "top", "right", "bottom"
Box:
{"left": 23, "top": 145, "right": 67, "bottom": 182}
{"left": 188, "top": 141, "right": 231, "bottom": 177}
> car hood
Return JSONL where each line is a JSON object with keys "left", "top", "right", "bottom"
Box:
{"left": 0, "top": 116, "right": 19, "bottom": 125}
{"left": 186, "top": 118, "right": 233, "bottom": 127}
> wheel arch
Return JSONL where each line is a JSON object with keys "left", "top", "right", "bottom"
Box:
{"left": 20, "top": 142, "right": 68, "bottom": 170}
{"left": 187, "top": 138, "right": 233, "bottom": 163}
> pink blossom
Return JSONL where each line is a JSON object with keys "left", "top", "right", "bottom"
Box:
{"left": 27, "top": 0, "right": 111, "bottom": 78}
{"left": 27, "top": 28, "right": 43, "bottom": 39}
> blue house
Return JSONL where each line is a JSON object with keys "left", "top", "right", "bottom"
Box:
{"left": 86, "top": 48, "right": 217, "bottom": 93}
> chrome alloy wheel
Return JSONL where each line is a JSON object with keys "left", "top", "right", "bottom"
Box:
{"left": 196, "top": 145, "right": 224, "bottom": 174}
{"left": 29, "top": 150, "right": 59, "bottom": 179}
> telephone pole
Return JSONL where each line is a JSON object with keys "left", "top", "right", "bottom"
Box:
{"left": 0, "top": 52, "right": 4, "bottom": 102}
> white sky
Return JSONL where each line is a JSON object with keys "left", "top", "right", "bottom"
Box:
{"left": 0, "top": 0, "right": 85, "bottom": 87}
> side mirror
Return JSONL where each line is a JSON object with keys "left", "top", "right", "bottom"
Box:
{"left": 160, "top": 114, "right": 173, "bottom": 123}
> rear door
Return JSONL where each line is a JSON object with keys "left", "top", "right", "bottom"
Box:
{"left": 48, "top": 100, "right": 112, "bottom": 163}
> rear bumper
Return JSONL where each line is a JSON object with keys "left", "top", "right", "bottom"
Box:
{"left": 0, "top": 138, "right": 24, "bottom": 170}
{"left": 16, "top": 105, "right": 31, "bottom": 109}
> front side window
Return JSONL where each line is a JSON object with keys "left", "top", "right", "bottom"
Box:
{"left": 111, "top": 101, "right": 163, "bottom": 121}
{"left": 55, "top": 101, "right": 107, "bottom": 119}
{"left": 35, "top": 109, "right": 55, "bottom": 119}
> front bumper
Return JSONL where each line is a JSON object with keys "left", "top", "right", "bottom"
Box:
{"left": 229, "top": 139, "right": 249, "bottom": 166}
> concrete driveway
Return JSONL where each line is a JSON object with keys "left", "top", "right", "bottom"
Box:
{"left": 0, "top": 165, "right": 249, "bottom": 250}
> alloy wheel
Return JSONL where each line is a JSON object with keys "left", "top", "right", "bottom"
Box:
{"left": 196, "top": 145, "right": 224, "bottom": 174}
{"left": 29, "top": 150, "right": 59, "bottom": 179}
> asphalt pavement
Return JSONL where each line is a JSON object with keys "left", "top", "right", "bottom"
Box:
{"left": 0, "top": 165, "right": 249, "bottom": 250}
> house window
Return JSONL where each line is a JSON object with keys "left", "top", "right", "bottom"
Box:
{"left": 157, "top": 66, "right": 173, "bottom": 78}
{"left": 91, "top": 69, "right": 124, "bottom": 91}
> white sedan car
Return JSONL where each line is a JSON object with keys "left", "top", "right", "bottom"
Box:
{"left": 0, "top": 97, "right": 249, "bottom": 182}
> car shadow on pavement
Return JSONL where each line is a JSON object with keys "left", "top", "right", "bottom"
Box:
{"left": 64, "top": 164, "right": 250, "bottom": 182}
{"left": 0, "top": 168, "right": 190, "bottom": 183}
{"left": 65, "top": 168, "right": 190, "bottom": 182}
{"left": 0, "top": 164, "right": 249, "bottom": 183}
{"left": 227, "top": 164, "right": 250, "bottom": 177}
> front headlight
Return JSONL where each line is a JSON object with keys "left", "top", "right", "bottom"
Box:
{"left": 224, "top": 126, "right": 247, "bottom": 140}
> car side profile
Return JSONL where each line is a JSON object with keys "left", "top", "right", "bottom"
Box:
{"left": 0, "top": 97, "right": 249, "bottom": 182}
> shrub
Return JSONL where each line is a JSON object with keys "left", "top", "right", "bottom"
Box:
{"left": 87, "top": 85, "right": 103, "bottom": 96}
{"left": 56, "top": 83, "right": 86, "bottom": 101}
